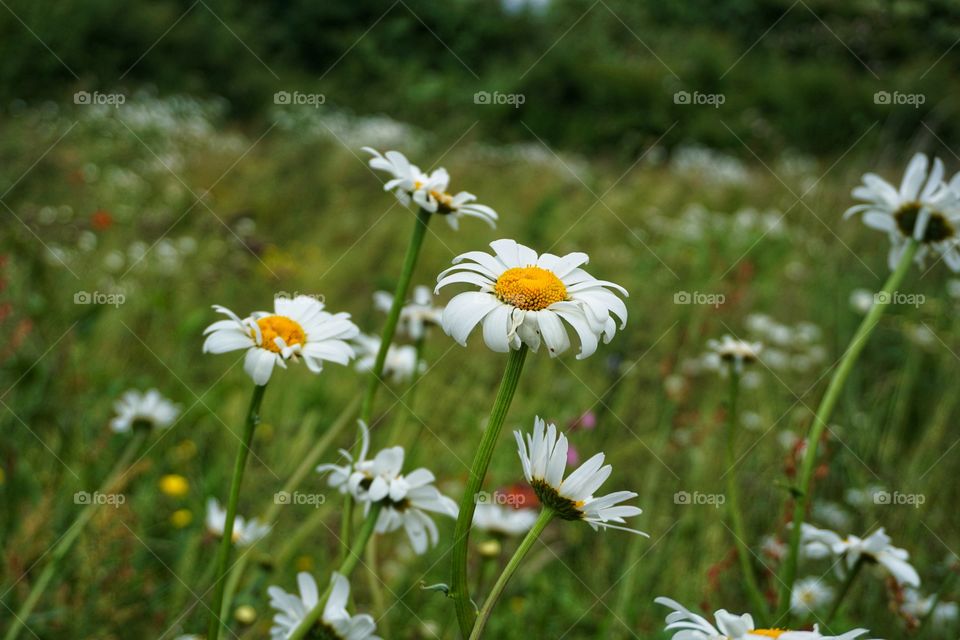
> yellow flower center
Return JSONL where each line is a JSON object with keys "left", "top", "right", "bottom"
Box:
{"left": 255, "top": 315, "right": 305, "bottom": 353}
{"left": 751, "top": 630, "right": 786, "bottom": 638}
{"left": 494, "top": 266, "right": 567, "bottom": 311}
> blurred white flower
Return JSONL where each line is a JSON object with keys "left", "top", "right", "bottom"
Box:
{"left": 849, "top": 288, "right": 875, "bottom": 314}
{"left": 811, "top": 502, "right": 852, "bottom": 531}
{"left": 515, "top": 417, "right": 645, "bottom": 534}
{"left": 655, "top": 596, "right": 870, "bottom": 639}
{"left": 110, "top": 389, "right": 180, "bottom": 433}
{"left": 203, "top": 295, "right": 358, "bottom": 385}
{"left": 902, "top": 588, "right": 958, "bottom": 626}
{"left": 267, "top": 572, "right": 381, "bottom": 640}
{"left": 352, "top": 334, "right": 423, "bottom": 384}
{"left": 799, "top": 523, "right": 920, "bottom": 587}
{"left": 373, "top": 285, "right": 443, "bottom": 341}
{"left": 707, "top": 335, "right": 762, "bottom": 374}
{"left": 845, "top": 152, "right": 960, "bottom": 271}
{"left": 363, "top": 147, "right": 498, "bottom": 229}
{"left": 205, "top": 498, "right": 270, "bottom": 546}
{"left": 472, "top": 503, "right": 539, "bottom": 536}
{"left": 790, "top": 577, "right": 834, "bottom": 615}
{"left": 436, "top": 239, "right": 627, "bottom": 358}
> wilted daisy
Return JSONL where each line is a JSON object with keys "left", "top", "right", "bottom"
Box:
{"left": 205, "top": 498, "right": 270, "bottom": 546}
{"left": 352, "top": 334, "right": 423, "bottom": 384}
{"left": 655, "top": 597, "right": 870, "bottom": 639}
{"left": 436, "top": 239, "right": 628, "bottom": 358}
{"left": 363, "top": 147, "right": 498, "bottom": 229}
{"left": 844, "top": 152, "right": 960, "bottom": 271}
{"left": 473, "top": 503, "right": 539, "bottom": 536}
{"left": 267, "top": 571, "right": 381, "bottom": 640}
{"left": 515, "top": 417, "right": 644, "bottom": 534}
{"left": 317, "top": 423, "right": 458, "bottom": 554}
{"left": 708, "top": 335, "right": 762, "bottom": 374}
{"left": 373, "top": 285, "right": 443, "bottom": 340}
{"left": 110, "top": 389, "right": 180, "bottom": 433}
{"left": 791, "top": 577, "right": 834, "bottom": 615}
{"left": 202, "top": 295, "right": 358, "bottom": 386}
{"left": 799, "top": 523, "right": 920, "bottom": 587}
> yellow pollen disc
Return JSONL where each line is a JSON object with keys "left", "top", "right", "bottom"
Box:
{"left": 751, "top": 630, "right": 786, "bottom": 638}
{"left": 255, "top": 315, "right": 306, "bottom": 354}
{"left": 494, "top": 266, "right": 568, "bottom": 311}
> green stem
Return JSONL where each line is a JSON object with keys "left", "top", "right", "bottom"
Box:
{"left": 724, "top": 367, "right": 769, "bottom": 623}
{"left": 777, "top": 239, "right": 918, "bottom": 618}
{"left": 359, "top": 207, "right": 432, "bottom": 427}
{"left": 826, "top": 558, "right": 864, "bottom": 624}
{"left": 3, "top": 429, "right": 147, "bottom": 640}
{"left": 206, "top": 384, "right": 266, "bottom": 640}
{"left": 287, "top": 504, "right": 383, "bottom": 640}
{"left": 468, "top": 509, "right": 554, "bottom": 640}
{"left": 451, "top": 346, "right": 529, "bottom": 637}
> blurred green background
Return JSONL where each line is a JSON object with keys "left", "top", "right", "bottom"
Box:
{"left": 2, "top": 0, "right": 960, "bottom": 638}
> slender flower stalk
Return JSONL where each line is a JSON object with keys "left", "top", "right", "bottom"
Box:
{"left": 286, "top": 504, "right": 383, "bottom": 640}
{"left": 723, "top": 366, "right": 770, "bottom": 623}
{"left": 451, "top": 346, "right": 528, "bottom": 635}
{"left": 777, "top": 239, "right": 919, "bottom": 617}
{"left": 469, "top": 508, "right": 554, "bottom": 640}
{"left": 826, "top": 557, "right": 865, "bottom": 624}
{"left": 3, "top": 430, "right": 147, "bottom": 640}
{"left": 206, "top": 384, "right": 267, "bottom": 640}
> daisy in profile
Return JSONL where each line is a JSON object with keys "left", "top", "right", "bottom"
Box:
{"left": 202, "top": 295, "right": 358, "bottom": 386}
{"left": 472, "top": 502, "right": 539, "bottom": 536}
{"left": 317, "top": 423, "right": 458, "bottom": 554}
{"left": 655, "top": 597, "right": 870, "bottom": 639}
{"left": 790, "top": 577, "right": 834, "bottom": 615}
{"left": 435, "top": 239, "right": 628, "bottom": 359}
{"left": 352, "top": 334, "right": 423, "bottom": 384}
{"left": 707, "top": 335, "right": 763, "bottom": 374}
{"left": 267, "top": 571, "right": 381, "bottom": 640}
{"left": 514, "top": 417, "right": 644, "bottom": 534}
{"left": 844, "top": 152, "right": 960, "bottom": 271}
{"left": 363, "top": 147, "right": 498, "bottom": 229}
{"left": 110, "top": 388, "right": 180, "bottom": 432}
{"left": 373, "top": 285, "right": 443, "bottom": 340}
{"left": 205, "top": 498, "right": 270, "bottom": 547}
{"left": 799, "top": 523, "right": 920, "bottom": 587}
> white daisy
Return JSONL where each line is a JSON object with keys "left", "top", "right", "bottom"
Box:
{"left": 799, "top": 523, "right": 920, "bottom": 587}
{"left": 373, "top": 285, "right": 443, "bottom": 341}
{"left": 844, "top": 152, "right": 960, "bottom": 271}
{"left": 655, "top": 597, "right": 870, "bottom": 639}
{"left": 110, "top": 388, "right": 180, "bottom": 433}
{"left": 317, "top": 423, "right": 458, "bottom": 554}
{"left": 267, "top": 571, "right": 381, "bottom": 640}
{"left": 902, "top": 588, "right": 959, "bottom": 626}
{"left": 514, "top": 417, "right": 645, "bottom": 534}
{"left": 202, "top": 295, "right": 359, "bottom": 386}
{"left": 472, "top": 503, "right": 539, "bottom": 536}
{"left": 435, "top": 239, "right": 628, "bottom": 359}
{"left": 363, "top": 147, "right": 498, "bottom": 229}
{"left": 707, "top": 335, "right": 762, "bottom": 374}
{"left": 352, "top": 333, "right": 423, "bottom": 385}
{"left": 205, "top": 498, "right": 271, "bottom": 547}
{"left": 790, "top": 577, "right": 834, "bottom": 615}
